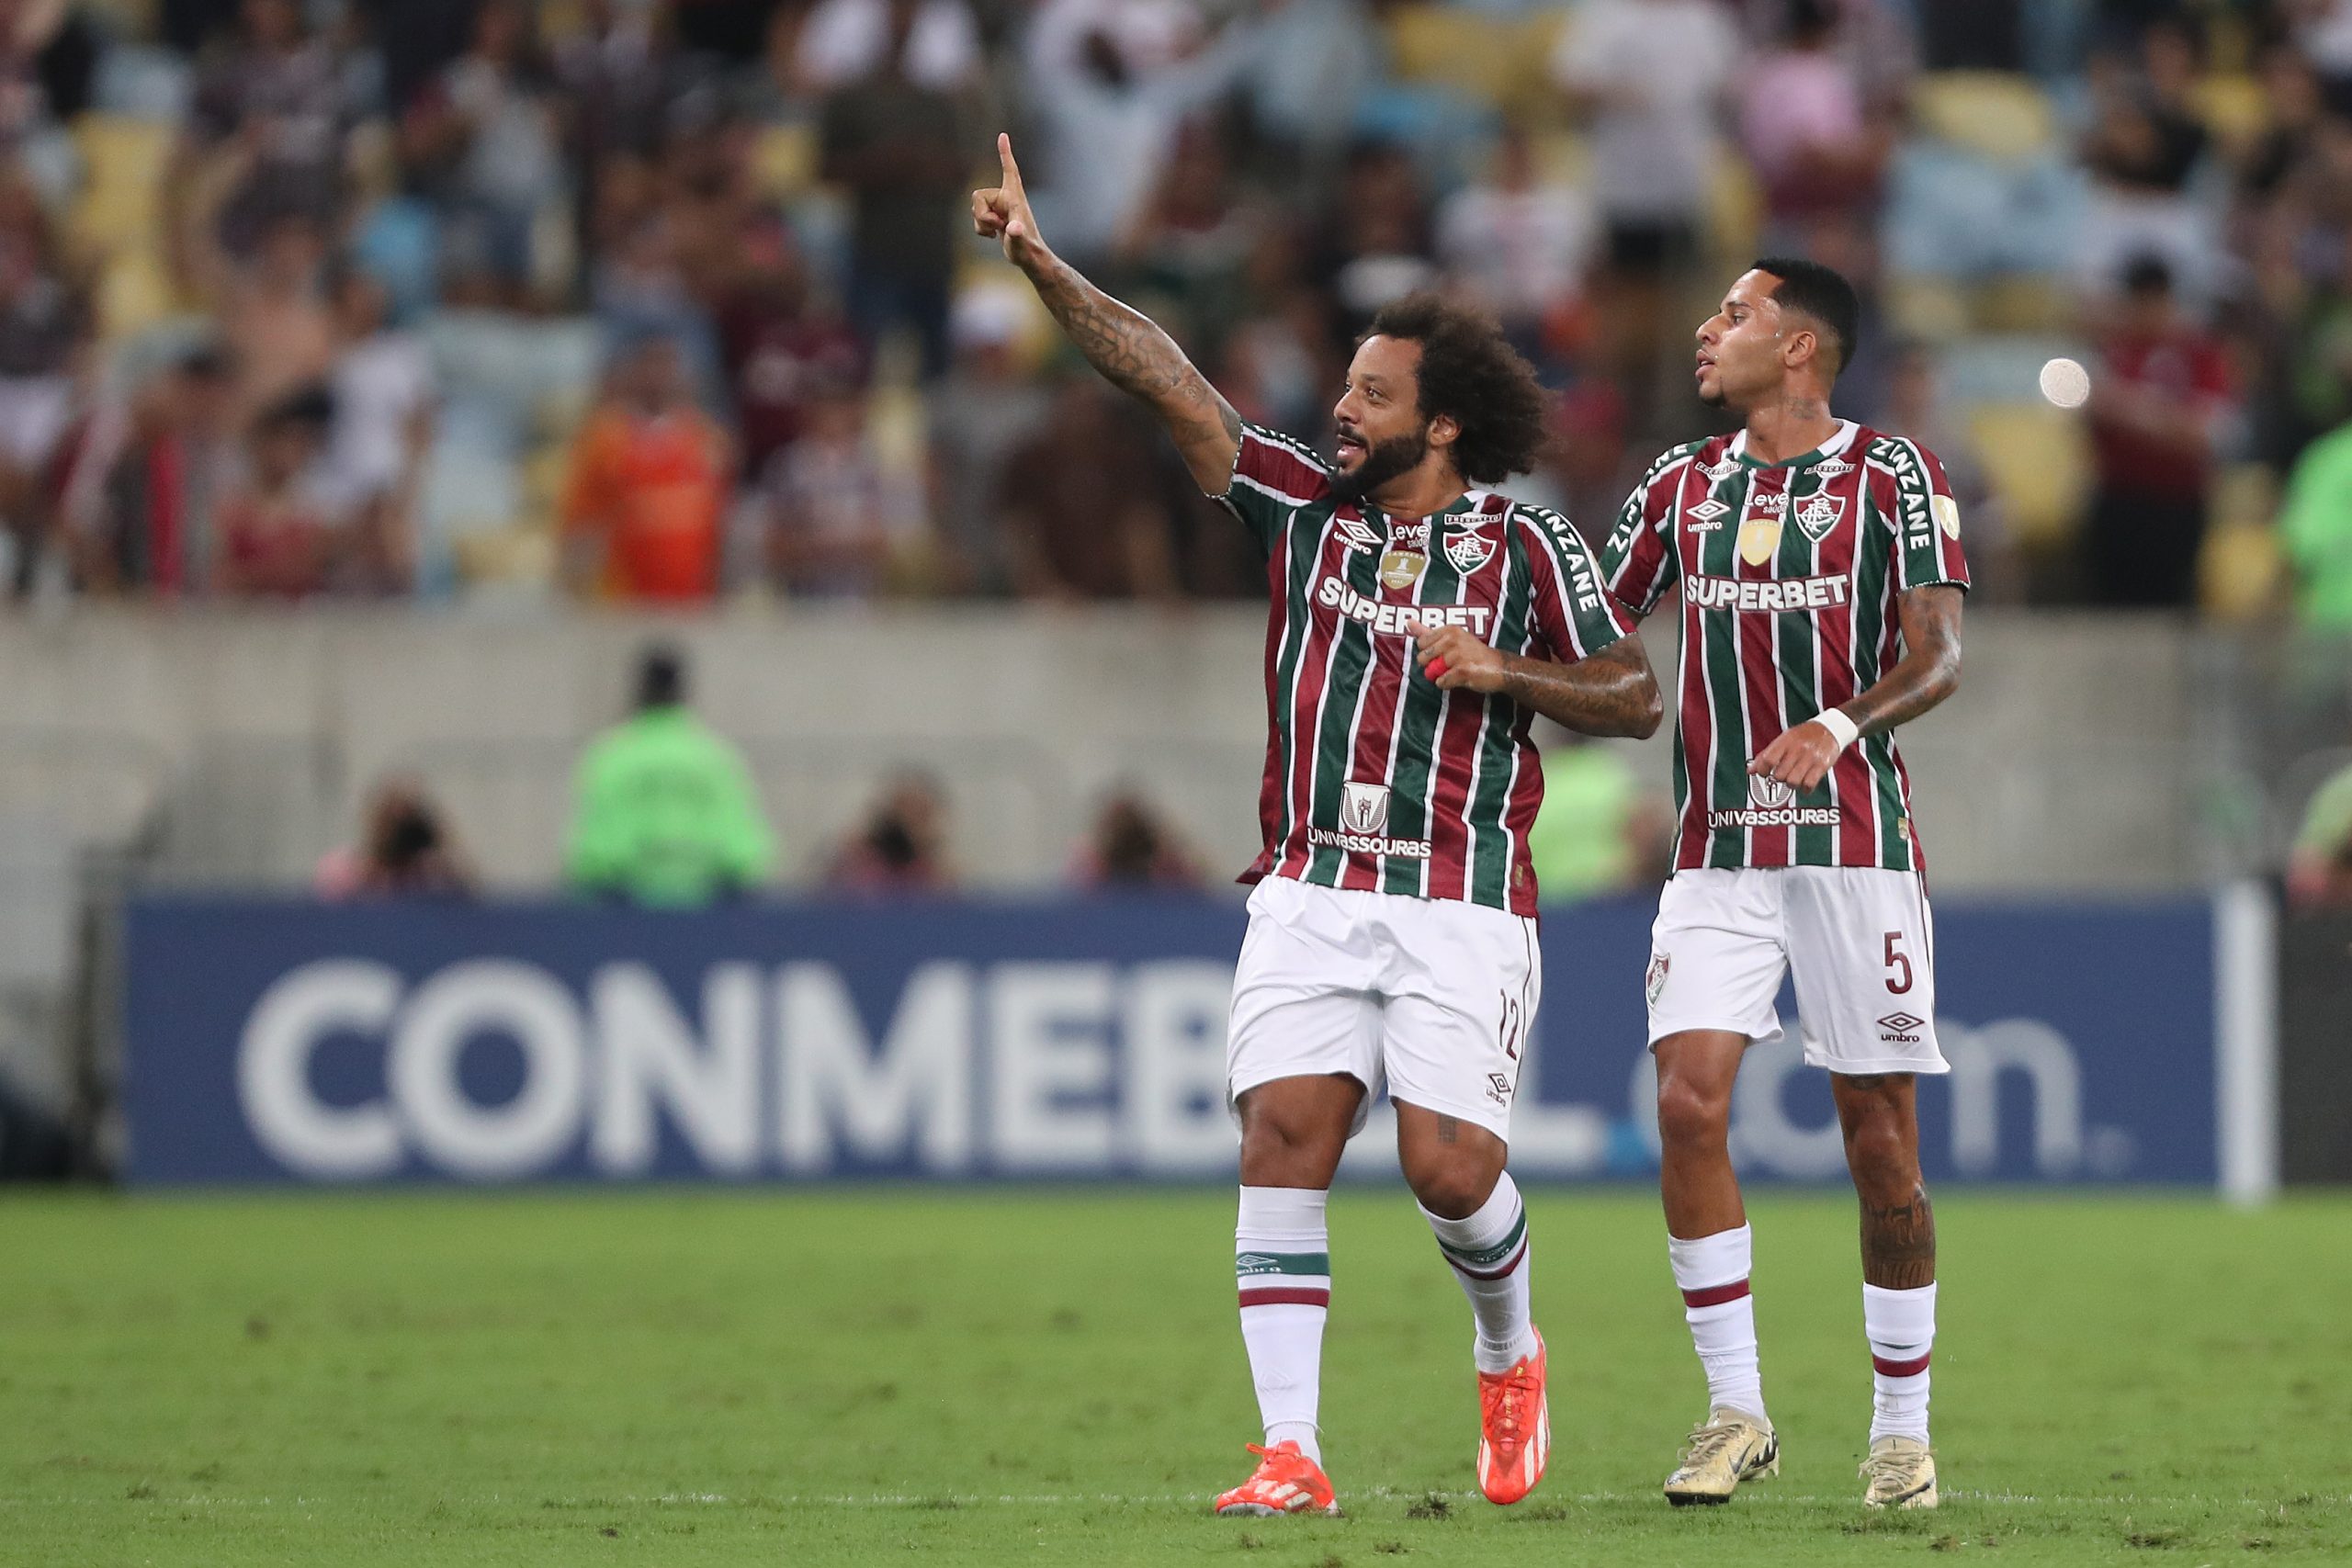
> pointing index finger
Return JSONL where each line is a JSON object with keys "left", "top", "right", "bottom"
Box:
{"left": 997, "top": 132, "right": 1023, "bottom": 190}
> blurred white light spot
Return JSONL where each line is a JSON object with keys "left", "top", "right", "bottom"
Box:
{"left": 2039, "top": 357, "right": 2090, "bottom": 410}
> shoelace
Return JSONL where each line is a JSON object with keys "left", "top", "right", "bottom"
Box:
{"left": 1485, "top": 1371, "right": 1532, "bottom": 1444}
{"left": 1679, "top": 1420, "right": 1746, "bottom": 1471}
{"left": 1860, "top": 1446, "right": 1923, "bottom": 1486}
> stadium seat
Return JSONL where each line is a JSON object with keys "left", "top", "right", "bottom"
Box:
{"left": 2200, "top": 463, "right": 2284, "bottom": 620}
{"left": 1704, "top": 144, "right": 1762, "bottom": 263}
{"left": 1384, "top": 6, "right": 1561, "bottom": 116}
{"left": 752, "top": 123, "right": 820, "bottom": 204}
{"left": 69, "top": 116, "right": 171, "bottom": 256}
{"left": 1910, "top": 72, "right": 2056, "bottom": 163}
{"left": 1883, "top": 275, "right": 1972, "bottom": 342}
{"left": 1963, "top": 402, "right": 2092, "bottom": 551}
{"left": 2191, "top": 74, "right": 2269, "bottom": 153}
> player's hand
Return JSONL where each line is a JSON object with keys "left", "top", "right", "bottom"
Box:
{"left": 1415, "top": 623, "right": 1508, "bottom": 694}
{"left": 972, "top": 133, "right": 1048, "bottom": 270}
{"left": 1748, "top": 722, "right": 1842, "bottom": 793}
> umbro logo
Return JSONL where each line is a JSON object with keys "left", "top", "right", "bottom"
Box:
{"left": 1686, "top": 500, "right": 1729, "bottom": 531}
{"left": 1814, "top": 458, "right": 1856, "bottom": 477}
{"left": 1336, "top": 516, "right": 1380, "bottom": 552}
{"left": 1877, "top": 1010, "right": 1926, "bottom": 1043}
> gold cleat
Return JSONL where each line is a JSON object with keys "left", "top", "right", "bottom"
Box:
{"left": 1663, "top": 1407, "right": 1780, "bottom": 1506}
{"left": 1860, "top": 1435, "right": 1939, "bottom": 1509}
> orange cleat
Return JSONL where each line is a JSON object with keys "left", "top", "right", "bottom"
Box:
{"left": 1213, "top": 1440, "right": 1340, "bottom": 1517}
{"left": 1476, "top": 1330, "right": 1550, "bottom": 1505}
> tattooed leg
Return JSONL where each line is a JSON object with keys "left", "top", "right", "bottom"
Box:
{"left": 1831, "top": 1073, "right": 1936, "bottom": 1289}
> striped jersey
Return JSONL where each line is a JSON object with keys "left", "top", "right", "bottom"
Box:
{"left": 1599, "top": 421, "right": 1970, "bottom": 873}
{"left": 1217, "top": 421, "right": 1633, "bottom": 917}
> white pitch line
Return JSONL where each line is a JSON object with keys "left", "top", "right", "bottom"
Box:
{"left": 8, "top": 1489, "right": 2344, "bottom": 1511}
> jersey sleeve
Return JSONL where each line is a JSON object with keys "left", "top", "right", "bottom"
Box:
{"left": 1883, "top": 437, "right": 1973, "bottom": 592}
{"left": 1519, "top": 506, "right": 1634, "bottom": 661}
{"left": 1598, "top": 447, "right": 1690, "bottom": 616}
{"left": 1212, "top": 421, "right": 1330, "bottom": 551}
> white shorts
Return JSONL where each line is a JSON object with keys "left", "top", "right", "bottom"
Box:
{"left": 1645, "top": 865, "right": 1948, "bottom": 1076}
{"left": 1227, "top": 875, "right": 1541, "bottom": 1143}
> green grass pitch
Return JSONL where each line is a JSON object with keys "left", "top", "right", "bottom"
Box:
{"left": 4, "top": 1189, "right": 2348, "bottom": 1565}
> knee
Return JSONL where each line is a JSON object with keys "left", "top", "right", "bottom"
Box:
{"left": 1843, "top": 1113, "right": 1917, "bottom": 1201}
{"left": 1655, "top": 1073, "right": 1732, "bottom": 1153}
{"left": 1238, "top": 1100, "right": 1342, "bottom": 1185}
{"left": 1407, "top": 1154, "right": 1499, "bottom": 1220}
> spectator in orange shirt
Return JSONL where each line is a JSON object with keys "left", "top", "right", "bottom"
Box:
{"left": 561, "top": 333, "right": 733, "bottom": 602}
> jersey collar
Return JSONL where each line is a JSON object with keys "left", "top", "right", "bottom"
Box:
{"left": 1727, "top": 419, "right": 1859, "bottom": 470}
{"left": 1364, "top": 490, "right": 1498, "bottom": 527}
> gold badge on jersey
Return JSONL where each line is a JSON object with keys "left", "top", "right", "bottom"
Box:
{"left": 1933, "top": 494, "right": 1962, "bottom": 539}
{"left": 1379, "top": 547, "right": 1426, "bottom": 591}
{"left": 1737, "top": 514, "right": 1781, "bottom": 567}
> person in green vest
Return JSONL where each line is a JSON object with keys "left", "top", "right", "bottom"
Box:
{"left": 1526, "top": 733, "right": 1670, "bottom": 904}
{"left": 2278, "top": 419, "right": 2352, "bottom": 631}
{"left": 2288, "top": 759, "right": 2352, "bottom": 910}
{"left": 565, "top": 644, "right": 775, "bottom": 906}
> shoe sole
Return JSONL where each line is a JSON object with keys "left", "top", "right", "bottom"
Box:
{"left": 1215, "top": 1502, "right": 1342, "bottom": 1517}
{"left": 1664, "top": 1448, "right": 1780, "bottom": 1507}
{"left": 1864, "top": 1478, "right": 1938, "bottom": 1511}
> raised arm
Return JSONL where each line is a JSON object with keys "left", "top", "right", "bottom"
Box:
{"left": 1412, "top": 626, "right": 1666, "bottom": 739}
{"left": 1748, "top": 583, "right": 1963, "bottom": 791}
{"left": 973, "top": 133, "right": 1241, "bottom": 492}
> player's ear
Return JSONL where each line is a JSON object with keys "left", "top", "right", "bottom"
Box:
{"left": 1427, "top": 412, "right": 1460, "bottom": 452}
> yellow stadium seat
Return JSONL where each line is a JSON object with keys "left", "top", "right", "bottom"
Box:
{"left": 2192, "top": 74, "right": 2269, "bottom": 153}
{"left": 1703, "top": 145, "right": 1761, "bottom": 263}
{"left": 2201, "top": 460, "right": 2281, "bottom": 617}
{"left": 1963, "top": 402, "right": 2092, "bottom": 551}
{"left": 1970, "top": 275, "right": 2073, "bottom": 333}
{"left": 71, "top": 116, "right": 172, "bottom": 254}
{"left": 2200, "top": 515, "right": 2283, "bottom": 620}
{"left": 1386, "top": 6, "right": 1560, "bottom": 113}
{"left": 751, "top": 123, "right": 819, "bottom": 204}
{"left": 94, "top": 247, "right": 176, "bottom": 342}
{"left": 1883, "top": 276, "right": 1971, "bottom": 343}
{"left": 1911, "top": 72, "right": 2055, "bottom": 162}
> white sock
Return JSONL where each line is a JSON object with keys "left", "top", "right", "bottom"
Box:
{"left": 1237, "top": 1186, "right": 1329, "bottom": 1463}
{"left": 1668, "top": 1224, "right": 1767, "bottom": 1426}
{"left": 1863, "top": 1281, "right": 1936, "bottom": 1443}
{"left": 1420, "top": 1172, "right": 1537, "bottom": 1374}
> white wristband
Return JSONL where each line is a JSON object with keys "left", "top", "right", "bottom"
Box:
{"left": 1815, "top": 706, "right": 1860, "bottom": 752}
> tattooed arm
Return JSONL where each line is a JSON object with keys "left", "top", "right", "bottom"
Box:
{"left": 1410, "top": 628, "right": 1666, "bottom": 739}
{"left": 972, "top": 133, "right": 1243, "bottom": 492}
{"left": 1749, "top": 583, "right": 1963, "bottom": 792}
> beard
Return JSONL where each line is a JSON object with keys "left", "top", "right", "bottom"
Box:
{"left": 1326, "top": 423, "right": 1431, "bottom": 507}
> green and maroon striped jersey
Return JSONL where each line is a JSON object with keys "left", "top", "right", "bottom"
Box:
{"left": 1599, "top": 421, "right": 1970, "bottom": 873}
{"left": 1216, "top": 421, "right": 1633, "bottom": 916}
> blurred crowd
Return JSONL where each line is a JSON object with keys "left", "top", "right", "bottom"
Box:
{"left": 327, "top": 641, "right": 1674, "bottom": 906}
{"left": 0, "top": 0, "right": 2347, "bottom": 621}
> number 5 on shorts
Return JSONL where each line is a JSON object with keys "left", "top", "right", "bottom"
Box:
{"left": 1883, "top": 931, "right": 1914, "bottom": 994}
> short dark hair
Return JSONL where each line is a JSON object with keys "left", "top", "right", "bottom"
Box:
{"left": 1362, "top": 294, "right": 1548, "bottom": 485}
{"left": 1751, "top": 256, "right": 1861, "bottom": 381}
{"left": 636, "top": 643, "right": 686, "bottom": 709}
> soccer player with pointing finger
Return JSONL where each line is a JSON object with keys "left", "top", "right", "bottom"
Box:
{"left": 976, "top": 134, "right": 1665, "bottom": 1517}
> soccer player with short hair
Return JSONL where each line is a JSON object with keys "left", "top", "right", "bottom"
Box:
{"left": 1600, "top": 259, "right": 1967, "bottom": 1510}
{"left": 975, "top": 136, "right": 1665, "bottom": 1516}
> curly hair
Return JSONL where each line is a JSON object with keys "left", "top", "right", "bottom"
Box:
{"left": 1362, "top": 295, "right": 1550, "bottom": 486}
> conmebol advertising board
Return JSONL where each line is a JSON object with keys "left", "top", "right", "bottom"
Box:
{"left": 123, "top": 894, "right": 2226, "bottom": 1186}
